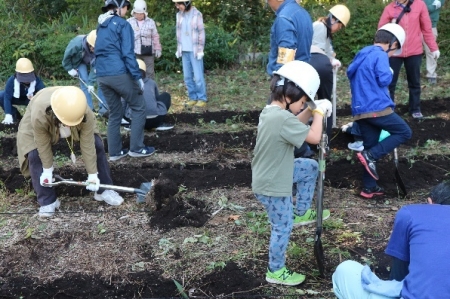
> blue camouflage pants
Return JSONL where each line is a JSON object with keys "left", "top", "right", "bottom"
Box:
{"left": 293, "top": 158, "right": 318, "bottom": 216}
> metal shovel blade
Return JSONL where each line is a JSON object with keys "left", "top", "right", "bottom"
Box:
{"left": 394, "top": 148, "right": 407, "bottom": 196}
{"left": 314, "top": 230, "right": 325, "bottom": 277}
{"left": 137, "top": 181, "right": 153, "bottom": 203}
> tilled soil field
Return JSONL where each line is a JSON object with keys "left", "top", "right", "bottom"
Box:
{"left": 0, "top": 98, "right": 449, "bottom": 298}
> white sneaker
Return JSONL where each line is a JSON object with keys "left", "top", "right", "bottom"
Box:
{"left": 39, "top": 199, "right": 61, "bottom": 217}
{"left": 121, "top": 118, "right": 130, "bottom": 125}
{"left": 348, "top": 141, "right": 364, "bottom": 151}
{"left": 94, "top": 190, "right": 124, "bottom": 206}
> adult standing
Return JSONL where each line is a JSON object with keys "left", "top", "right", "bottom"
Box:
{"left": 173, "top": 0, "right": 207, "bottom": 108}
{"left": 127, "top": 0, "right": 162, "bottom": 80}
{"left": 96, "top": 0, "right": 155, "bottom": 161}
{"left": 0, "top": 58, "right": 45, "bottom": 124}
{"left": 378, "top": 0, "right": 439, "bottom": 119}
{"left": 423, "top": 0, "right": 445, "bottom": 84}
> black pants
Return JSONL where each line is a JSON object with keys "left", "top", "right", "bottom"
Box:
{"left": 144, "top": 92, "right": 171, "bottom": 130}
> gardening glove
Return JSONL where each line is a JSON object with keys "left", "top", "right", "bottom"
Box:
{"left": 155, "top": 50, "right": 162, "bottom": 58}
{"left": 175, "top": 51, "right": 181, "bottom": 59}
{"left": 86, "top": 173, "right": 100, "bottom": 192}
{"left": 307, "top": 99, "right": 328, "bottom": 112}
{"left": 40, "top": 167, "right": 54, "bottom": 187}
{"left": 2, "top": 114, "right": 13, "bottom": 125}
{"left": 313, "top": 99, "right": 333, "bottom": 117}
{"left": 68, "top": 69, "right": 78, "bottom": 77}
{"left": 196, "top": 52, "right": 204, "bottom": 60}
{"left": 331, "top": 58, "right": 341, "bottom": 68}
{"left": 87, "top": 85, "right": 95, "bottom": 93}
{"left": 432, "top": 50, "right": 440, "bottom": 60}
{"left": 433, "top": 0, "right": 442, "bottom": 9}
{"left": 138, "top": 79, "right": 145, "bottom": 92}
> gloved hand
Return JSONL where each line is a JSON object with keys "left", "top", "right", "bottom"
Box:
{"left": 40, "top": 167, "right": 54, "bottom": 187}
{"left": 87, "top": 85, "right": 95, "bottom": 93}
{"left": 196, "top": 52, "right": 204, "bottom": 60}
{"left": 2, "top": 114, "right": 13, "bottom": 124}
{"left": 433, "top": 0, "right": 442, "bottom": 9}
{"left": 432, "top": 50, "right": 440, "bottom": 60}
{"left": 175, "top": 51, "right": 181, "bottom": 59}
{"left": 331, "top": 58, "right": 341, "bottom": 68}
{"left": 68, "top": 69, "right": 78, "bottom": 77}
{"left": 390, "top": 67, "right": 394, "bottom": 74}
{"left": 313, "top": 99, "right": 333, "bottom": 117}
{"left": 86, "top": 173, "right": 100, "bottom": 192}
{"left": 138, "top": 79, "right": 144, "bottom": 92}
{"left": 155, "top": 50, "right": 162, "bottom": 58}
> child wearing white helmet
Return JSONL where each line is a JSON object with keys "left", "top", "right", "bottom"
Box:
{"left": 252, "top": 60, "right": 332, "bottom": 286}
{"left": 347, "top": 23, "right": 412, "bottom": 199}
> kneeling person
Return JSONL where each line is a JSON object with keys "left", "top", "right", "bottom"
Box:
{"left": 17, "top": 86, "right": 124, "bottom": 217}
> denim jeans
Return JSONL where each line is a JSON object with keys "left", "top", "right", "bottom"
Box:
{"left": 182, "top": 51, "right": 207, "bottom": 101}
{"left": 293, "top": 158, "right": 318, "bottom": 215}
{"left": 356, "top": 113, "right": 411, "bottom": 188}
{"left": 0, "top": 90, "right": 29, "bottom": 119}
{"left": 77, "top": 63, "right": 106, "bottom": 111}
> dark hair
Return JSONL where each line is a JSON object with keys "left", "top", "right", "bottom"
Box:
{"left": 429, "top": 181, "right": 450, "bottom": 205}
{"left": 45, "top": 106, "right": 87, "bottom": 127}
{"left": 184, "top": 1, "right": 192, "bottom": 11}
{"left": 374, "top": 30, "right": 398, "bottom": 47}
{"left": 269, "top": 74, "right": 307, "bottom": 105}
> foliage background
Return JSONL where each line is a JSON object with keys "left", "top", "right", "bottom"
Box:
{"left": 0, "top": 0, "right": 449, "bottom": 81}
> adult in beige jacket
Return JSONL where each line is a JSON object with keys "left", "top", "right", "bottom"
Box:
{"left": 17, "top": 86, "right": 123, "bottom": 217}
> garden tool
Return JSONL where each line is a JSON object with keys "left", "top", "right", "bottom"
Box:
{"left": 78, "top": 77, "right": 108, "bottom": 109}
{"left": 314, "top": 116, "right": 328, "bottom": 278}
{"left": 332, "top": 66, "right": 338, "bottom": 128}
{"left": 394, "top": 148, "right": 407, "bottom": 196}
{"left": 44, "top": 175, "right": 153, "bottom": 203}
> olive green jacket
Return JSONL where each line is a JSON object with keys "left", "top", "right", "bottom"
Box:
{"left": 17, "top": 86, "right": 99, "bottom": 177}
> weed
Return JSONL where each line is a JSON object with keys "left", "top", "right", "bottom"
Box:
{"left": 206, "top": 261, "right": 226, "bottom": 270}
{"left": 287, "top": 243, "right": 307, "bottom": 258}
{"left": 323, "top": 218, "right": 345, "bottom": 230}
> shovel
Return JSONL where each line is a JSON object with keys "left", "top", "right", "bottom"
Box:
{"left": 44, "top": 175, "right": 153, "bottom": 203}
{"left": 314, "top": 116, "right": 328, "bottom": 277}
{"left": 393, "top": 148, "right": 407, "bottom": 196}
{"left": 331, "top": 66, "right": 338, "bottom": 128}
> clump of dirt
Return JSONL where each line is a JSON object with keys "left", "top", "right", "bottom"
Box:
{"left": 148, "top": 176, "right": 179, "bottom": 210}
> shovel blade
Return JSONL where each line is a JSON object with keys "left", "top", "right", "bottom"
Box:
{"left": 137, "top": 181, "right": 153, "bottom": 203}
{"left": 314, "top": 233, "right": 325, "bottom": 277}
{"left": 395, "top": 168, "right": 407, "bottom": 196}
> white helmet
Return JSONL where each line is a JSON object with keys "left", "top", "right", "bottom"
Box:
{"left": 132, "top": 0, "right": 148, "bottom": 14}
{"left": 378, "top": 23, "right": 406, "bottom": 55}
{"left": 273, "top": 61, "right": 320, "bottom": 102}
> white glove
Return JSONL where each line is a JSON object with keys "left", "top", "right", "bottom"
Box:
{"left": 40, "top": 167, "right": 54, "bottom": 187}
{"left": 155, "top": 50, "right": 162, "bottom": 58}
{"left": 86, "top": 173, "right": 100, "bottom": 192}
{"left": 331, "top": 58, "right": 341, "bottom": 68}
{"left": 432, "top": 50, "right": 440, "bottom": 60}
{"left": 433, "top": 0, "right": 442, "bottom": 9}
{"left": 2, "top": 114, "right": 13, "bottom": 124}
{"left": 138, "top": 79, "right": 144, "bottom": 92}
{"left": 390, "top": 67, "right": 394, "bottom": 74}
{"left": 87, "top": 85, "right": 95, "bottom": 93}
{"left": 175, "top": 51, "right": 181, "bottom": 59}
{"left": 196, "top": 52, "right": 204, "bottom": 60}
{"left": 68, "top": 69, "right": 78, "bottom": 77}
{"left": 313, "top": 99, "right": 333, "bottom": 117}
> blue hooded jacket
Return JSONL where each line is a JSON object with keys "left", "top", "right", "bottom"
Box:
{"left": 347, "top": 45, "right": 395, "bottom": 116}
{"left": 95, "top": 13, "right": 141, "bottom": 80}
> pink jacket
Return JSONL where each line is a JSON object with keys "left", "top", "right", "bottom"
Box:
{"left": 378, "top": 0, "right": 438, "bottom": 57}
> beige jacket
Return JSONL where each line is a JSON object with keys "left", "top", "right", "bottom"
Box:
{"left": 17, "top": 86, "right": 99, "bottom": 177}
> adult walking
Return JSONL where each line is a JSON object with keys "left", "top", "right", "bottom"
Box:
{"left": 378, "top": 0, "right": 439, "bottom": 119}
{"left": 423, "top": 0, "right": 445, "bottom": 84}
{"left": 173, "top": 0, "right": 207, "bottom": 108}
{"left": 127, "top": 0, "right": 162, "bottom": 80}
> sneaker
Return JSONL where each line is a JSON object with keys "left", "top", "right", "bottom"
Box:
{"left": 121, "top": 118, "right": 130, "bottom": 125}
{"left": 123, "top": 125, "right": 131, "bottom": 131}
{"left": 357, "top": 150, "right": 379, "bottom": 180}
{"left": 293, "top": 208, "right": 331, "bottom": 226}
{"left": 155, "top": 123, "right": 174, "bottom": 131}
{"left": 348, "top": 140, "right": 364, "bottom": 151}
{"left": 109, "top": 149, "right": 129, "bottom": 161}
{"left": 186, "top": 100, "right": 197, "bottom": 107}
{"left": 360, "top": 185, "right": 385, "bottom": 199}
{"left": 412, "top": 112, "right": 423, "bottom": 119}
{"left": 128, "top": 146, "right": 155, "bottom": 157}
{"left": 195, "top": 101, "right": 207, "bottom": 108}
{"left": 94, "top": 190, "right": 124, "bottom": 206}
{"left": 39, "top": 199, "right": 61, "bottom": 217}
{"left": 428, "top": 77, "right": 437, "bottom": 84}
{"left": 341, "top": 122, "right": 353, "bottom": 133}
{"left": 265, "top": 267, "right": 305, "bottom": 286}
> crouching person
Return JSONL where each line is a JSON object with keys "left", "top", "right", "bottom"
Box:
{"left": 17, "top": 86, "right": 124, "bottom": 217}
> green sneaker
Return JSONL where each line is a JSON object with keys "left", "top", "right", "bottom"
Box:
{"left": 293, "top": 209, "right": 330, "bottom": 227}
{"left": 265, "top": 267, "right": 305, "bottom": 286}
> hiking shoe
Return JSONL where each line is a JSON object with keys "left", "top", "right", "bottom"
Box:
{"left": 357, "top": 150, "right": 379, "bottom": 180}
{"left": 195, "top": 101, "right": 207, "bottom": 108}
{"left": 293, "top": 208, "right": 331, "bottom": 226}
{"left": 428, "top": 77, "right": 437, "bottom": 84}
{"left": 412, "top": 112, "right": 423, "bottom": 119}
{"left": 360, "top": 185, "right": 385, "bottom": 199}
{"left": 109, "top": 149, "right": 129, "bottom": 161}
{"left": 186, "top": 100, "right": 197, "bottom": 107}
{"left": 266, "top": 267, "right": 305, "bottom": 286}
{"left": 94, "top": 190, "right": 124, "bottom": 206}
{"left": 155, "top": 123, "right": 174, "bottom": 131}
{"left": 348, "top": 141, "right": 364, "bottom": 152}
{"left": 39, "top": 199, "right": 61, "bottom": 217}
{"left": 128, "top": 146, "right": 155, "bottom": 157}
{"left": 341, "top": 122, "right": 353, "bottom": 133}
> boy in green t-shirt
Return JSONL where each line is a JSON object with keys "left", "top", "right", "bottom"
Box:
{"left": 252, "top": 60, "right": 331, "bottom": 286}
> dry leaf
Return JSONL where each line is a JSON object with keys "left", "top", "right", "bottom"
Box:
{"left": 228, "top": 215, "right": 240, "bottom": 221}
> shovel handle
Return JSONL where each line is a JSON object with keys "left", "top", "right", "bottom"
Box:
{"left": 78, "top": 77, "right": 107, "bottom": 107}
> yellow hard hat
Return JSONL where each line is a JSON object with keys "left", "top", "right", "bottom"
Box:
{"left": 137, "top": 59, "right": 146, "bottom": 72}
{"left": 50, "top": 86, "right": 87, "bottom": 126}
{"left": 87, "top": 30, "right": 97, "bottom": 47}
{"left": 15, "top": 58, "right": 34, "bottom": 73}
{"left": 329, "top": 4, "right": 351, "bottom": 27}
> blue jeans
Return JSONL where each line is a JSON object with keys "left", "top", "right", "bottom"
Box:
{"left": 293, "top": 158, "right": 318, "bottom": 215}
{"left": 0, "top": 90, "right": 29, "bottom": 118}
{"left": 182, "top": 52, "right": 207, "bottom": 102}
{"left": 356, "top": 113, "right": 411, "bottom": 188}
{"left": 77, "top": 63, "right": 106, "bottom": 111}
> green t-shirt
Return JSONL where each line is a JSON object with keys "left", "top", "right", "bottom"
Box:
{"left": 252, "top": 105, "right": 309, "bottom": 197}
